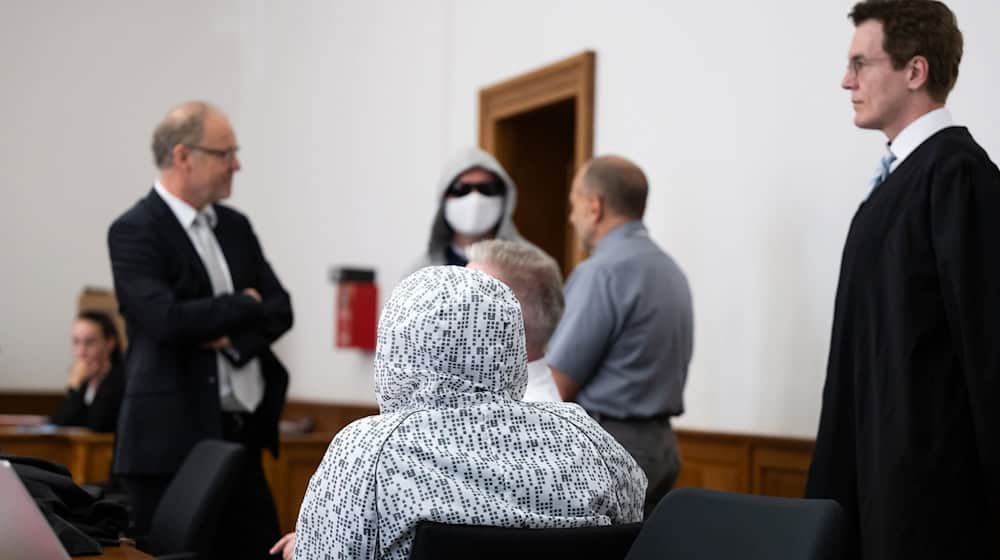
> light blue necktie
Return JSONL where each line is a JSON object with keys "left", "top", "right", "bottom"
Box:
{"left": 868, "top": 148, "right": 897, "bottom": 195}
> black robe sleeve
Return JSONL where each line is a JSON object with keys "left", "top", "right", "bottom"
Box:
{"left": 931, "top": 150, "right": 1000, "bottom": 533}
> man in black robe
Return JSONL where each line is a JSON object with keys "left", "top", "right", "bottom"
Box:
{"left": 806, "top": 2, "right": 1000, "bottom": 558}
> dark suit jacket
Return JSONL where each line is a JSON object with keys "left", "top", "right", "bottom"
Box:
{"left": 108, "top": 189, "right": 292, "bottom": 476}
{"left": 50, "top": 361, "right": 126, "bottom": 433}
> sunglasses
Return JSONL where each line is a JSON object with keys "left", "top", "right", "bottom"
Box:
{"left": 447, "top": 180, "right": 506, "bottom": 197}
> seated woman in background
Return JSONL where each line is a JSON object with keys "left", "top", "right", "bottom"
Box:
{"left": 286, "top": 266, "right": 646, "bottom": 560}
{"left": 50, "top": 311, "right": 125, "bottom": 432}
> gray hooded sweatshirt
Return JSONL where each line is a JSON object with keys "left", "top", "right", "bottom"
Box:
{"left": 412, "top": 147, "right": 529, "bottom": 271}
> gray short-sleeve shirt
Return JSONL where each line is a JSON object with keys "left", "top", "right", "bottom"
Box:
{"left": 547, "top": 221, "right": 693, "bottom": 419}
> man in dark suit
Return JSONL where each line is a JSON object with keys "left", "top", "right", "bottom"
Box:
{"left": 109, "top": 101, "right": 292, "bottom": 559}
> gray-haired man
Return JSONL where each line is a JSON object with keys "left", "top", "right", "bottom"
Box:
{"left": 109, "top": 101, "right": 291, "bottom": 558}
{"left": 467, "top": 240, "right": 564, "bottom": 402}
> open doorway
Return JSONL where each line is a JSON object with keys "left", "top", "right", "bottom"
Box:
{"left": 479, "top": 51, "right": 595, "bottom": 277}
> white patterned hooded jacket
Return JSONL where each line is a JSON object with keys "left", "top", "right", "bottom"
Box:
{"left": 293, "top": 266, "right": 646, "bottom": 560}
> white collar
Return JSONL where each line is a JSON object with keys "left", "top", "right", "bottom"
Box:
{"left": 153, "top": 180, "right": 217, "bottom": 228}
{"left": 888, "top": 107, "right": 955, "bottom": 172}
{"left": 527, "top": 358, "right": 547, "bottom": 370}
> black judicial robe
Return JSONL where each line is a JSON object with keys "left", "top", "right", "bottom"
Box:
{"left": 806, "top": 127, "right": 1000, "bottom": 559}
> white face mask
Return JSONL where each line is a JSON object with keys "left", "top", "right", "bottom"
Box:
{"left": 444, "top": 192, "right": 505, "bottom": 236}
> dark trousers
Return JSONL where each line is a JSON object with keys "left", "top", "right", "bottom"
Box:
{"left": 216, "top": 411, "right": 280, "bottom": 560}
{"left": 592, "top": 414, "right": 681, "bottom": 519}
{"left": 120, "top": 412, "right": 280, "bottom": 559}
{"left": 119, "top": 474, "right": 170, "bottom": 536}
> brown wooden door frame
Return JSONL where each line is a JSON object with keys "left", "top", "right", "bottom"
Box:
{"left": 478, "top": 51, "right": 595, "bottom": 271}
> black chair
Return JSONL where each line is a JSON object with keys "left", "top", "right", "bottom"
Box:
{"left": 143, "top": 439, "right": 246, "bottom": 559}
{"left": 624, "top": 487, "right": 846, "bottom": 560}
{"left": 410, "top": 521, "right": 643, "bottom": 560}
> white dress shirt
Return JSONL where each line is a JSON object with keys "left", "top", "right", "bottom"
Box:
{"left": 523, "top": 357, "right": 562, "bottom": 402}
{"left": 889, "top": 107, "right": 955, "bottom": 173}
{"left": 153, "top": 181, "right": 263, "bottom": 412}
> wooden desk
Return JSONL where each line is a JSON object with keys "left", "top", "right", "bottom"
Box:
{"left": 0, "top": 426, "right": 115, "bottom": 484}
{"left": 79, "top": 544, "right": 154, "bottom": 559}
{"left": 0, "top": 427, "right": 334, "bottom": 533}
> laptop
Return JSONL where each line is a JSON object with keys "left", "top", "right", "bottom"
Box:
{"left": 0, "top": 460, "right": 71, "bottom": 559}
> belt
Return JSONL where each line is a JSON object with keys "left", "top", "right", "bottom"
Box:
{"left": 222, "top": 411, "right": 250, "bottom": 433}
{"left": 589, "top": 411, "right": 672, "bottom": 424}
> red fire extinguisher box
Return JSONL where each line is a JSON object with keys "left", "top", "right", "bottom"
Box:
{"left": 329, "top": 267, "right": 377, "bottom": 351}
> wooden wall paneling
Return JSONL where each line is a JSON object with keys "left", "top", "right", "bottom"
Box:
{"left": 269, "top": 403, "right": 376, "bottom": 533}
{"left": 1, "top": 392, "right": 817, "bottom": 517}
{"left": 281, "top": 400, "right": 378, "bottom": 434}
{"left": 750, "top": 437, "right": 814, "bottom": 498}
{"left": 262, "top": 450, "right": 286, "bottom": 533}
{"left": 674, "top": 430, "right": 751, "bottom": 493}
{"left": 263, "top": 433, "right": 335, "bottom": 534}
{"left": 0, "top": 391, "right": 64, "bottom": 416}
{"left": 0, "top": 394, "right": 379, "bottom": 434}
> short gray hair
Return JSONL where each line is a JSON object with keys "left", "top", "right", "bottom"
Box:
{"left": 466, "top": 240, "right": 564, "bottom": 354}
{"left": 151, "top": 101, "right": 212, "bottom": 169}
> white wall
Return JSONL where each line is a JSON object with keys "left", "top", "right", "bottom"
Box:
{"left": 0, "top": 0, "right": 246, "bottom": 386}
{"left": 445, "top": 0, "right": 1000, "bottom": 436}
{"left": 2, "top": 1, "right": 998, "bottom": 436}
{"left": 225, "top": 0, "right": 451, "bottom": 404}
{"left": 0, "top": 0, "right": 450, "bottom": 404}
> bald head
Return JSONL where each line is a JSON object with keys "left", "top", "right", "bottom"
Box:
{"left": 580, "top": 155, "right": 648, "bottom": 220}
{"left": 152, "top": 101, "right": 221, "bottom": 169}
{"left": 152, "top": 101, "right": 240, "bottom": 210}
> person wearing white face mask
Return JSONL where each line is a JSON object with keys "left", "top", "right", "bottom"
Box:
{"left": 411, "top": 147, "right": 534, "bottom": 270}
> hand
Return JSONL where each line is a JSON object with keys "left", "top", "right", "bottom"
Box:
{"left": 67, "top": 359, "right": 99, "bottom": 390}
{"left": 243, "top": 287, "right": 262, "bottom": 303}
{"left": 269, "top": 532, "right": 296, "bottom": 560}
{"left": 202, "top": 336, "right": 232, "bottom": 350}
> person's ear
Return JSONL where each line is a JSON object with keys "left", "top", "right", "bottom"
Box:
{"left": 172, "top": 144, "right": 191, "bottom": 169}
{"left": 906, "top": 55, "right": 930, "bottom": 92}
{"left": 590, "top": 192, "right": 605, "bottom": 223}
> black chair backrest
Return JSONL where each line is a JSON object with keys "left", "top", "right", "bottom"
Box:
{"left": 625, "top": 487, "right": 846, "bottom": 560}
{"left": 147, "top": 439, "right": 246, "bottom": 558}
{"left": 409, "top": 521, "right": 643, "bottom": 560}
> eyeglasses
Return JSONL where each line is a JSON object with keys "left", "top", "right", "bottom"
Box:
{"left": 446, "top": 180, "right": 506, "bottom": 197}
{"left": 846, "top": 56, "right": 890, "bottom": 77}
{"left": 184, "top": 144, "right": 240, "bottom": 163}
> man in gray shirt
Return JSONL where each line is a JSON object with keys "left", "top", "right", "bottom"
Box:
{"left": 548, "top": 155, "right": 693, "bottom": 516}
